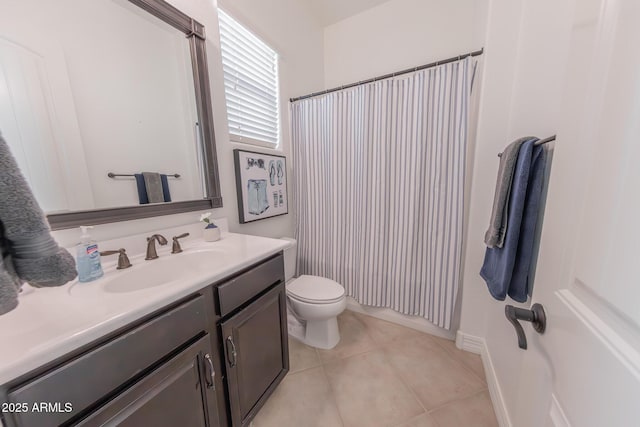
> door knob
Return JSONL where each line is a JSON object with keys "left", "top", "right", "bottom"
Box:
{"left": 505, "top": 303, "right": 546, "bottom": 350}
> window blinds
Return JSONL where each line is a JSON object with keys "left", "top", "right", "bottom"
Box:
{"left": 218, "top": 10, "right": 279, "bottom": 147}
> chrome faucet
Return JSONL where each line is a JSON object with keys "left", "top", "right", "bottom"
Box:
{"left": 100, "top": 248, "right": 132, "bottom": 269}
{"left": 145, "top": 234, "right": 168, "bottom": 260}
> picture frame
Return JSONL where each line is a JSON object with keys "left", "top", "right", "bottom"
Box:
{"left": 233, "top": 149, "right": 288, "bottom": 223}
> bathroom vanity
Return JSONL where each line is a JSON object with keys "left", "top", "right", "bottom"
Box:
{"left": 0, "top": 0, "right": 291, "bottom": 422}
{"left": 0, "top": 231, "right": 290, "bottom": 427}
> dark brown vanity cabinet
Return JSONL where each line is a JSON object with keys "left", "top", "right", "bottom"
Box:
{"left": 215, "top": 254, "right": 289, "bottom": 427}
{"left": 0, "top": 253, "right": 289, "bottom": 427}
{"left": 2, "top": 292, "right": 221, "bottom": 427}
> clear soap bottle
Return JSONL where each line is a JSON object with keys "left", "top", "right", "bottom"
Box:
{"left": 76, "top": 226, "right": 104, "bottom": 282}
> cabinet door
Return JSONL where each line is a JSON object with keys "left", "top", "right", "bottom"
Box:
{"left": 221, "top": 283, "right": 289, "bottom": 426}
{"left": 77, "top": 334, "right": 220, "bottom": 427}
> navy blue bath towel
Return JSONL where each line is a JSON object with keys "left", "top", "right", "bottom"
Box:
{"left": 480, "top": 139, "right": 547, "bottom": 302}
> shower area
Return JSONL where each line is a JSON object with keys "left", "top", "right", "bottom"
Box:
{"left": 290, "top": 53, "right": 481, "bottom": 330}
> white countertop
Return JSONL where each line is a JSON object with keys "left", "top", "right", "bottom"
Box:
{"left": 0, "top": 232, "right": 289, "bottom": 386}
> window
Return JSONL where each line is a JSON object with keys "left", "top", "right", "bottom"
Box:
{"left": 218, "top": 10, "right": 280, "bottom": 148}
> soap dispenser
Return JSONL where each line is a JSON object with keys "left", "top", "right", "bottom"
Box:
{"left": 76, "top": 226, "right": 104, "bottom": 282}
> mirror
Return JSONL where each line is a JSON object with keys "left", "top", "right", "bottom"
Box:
{"left": 0, "top": 0, "right": 222, "bottom": 229}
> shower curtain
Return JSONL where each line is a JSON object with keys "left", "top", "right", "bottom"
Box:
{"left": 291, "top": 57, "right": 474, "bottom": 329}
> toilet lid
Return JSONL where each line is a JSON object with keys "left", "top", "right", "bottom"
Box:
{"left": 287, "top": 275, "right": 345, "bottom": 304}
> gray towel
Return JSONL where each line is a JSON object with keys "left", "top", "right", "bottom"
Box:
{"left": 0, "top": 261, "right": 19, "bottom": 315}
{"left": 0, "top": 132, "right": 76, "bottom": 308}
{"left": 484, "top": 137, "right": 536, "bottom": 248}
{"left": 142, "top": 172, "right": 164, "bottom": 203}
{"left": 0, "top": 234, "right": 21, "bottom": 315}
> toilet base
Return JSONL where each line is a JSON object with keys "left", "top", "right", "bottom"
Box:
{"left": 288, "top": 315, "right": 341, "bottom": 350}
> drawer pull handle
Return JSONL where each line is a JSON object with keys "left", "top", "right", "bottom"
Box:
{"left": 226, "top": 336, "right": 237, "bottom": 367}
{"left": 204, "top": 353, "right": 215, "bottom": 389}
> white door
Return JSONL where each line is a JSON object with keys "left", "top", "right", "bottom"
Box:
{"left": 510, "top": 0, "right": 640, "bottom": 425}
{"left": 0, "top": 5, "right": 95, "bottom": 213}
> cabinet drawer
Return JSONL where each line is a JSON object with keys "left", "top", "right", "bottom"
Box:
{"left": 216, "top": 254, "right": 284, "bottom": 317}
{"left": 7, "top": 295, "right": 207, "bottom": 427}
{"left": 76, "top": 334, "right": 217, "bottom": 427}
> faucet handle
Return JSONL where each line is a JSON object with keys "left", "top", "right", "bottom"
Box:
{"left": 100, "top": 248, "right": 132, "bottom": 270}
{"left": 172, "top": 233, "right": 190, "bottom": 254}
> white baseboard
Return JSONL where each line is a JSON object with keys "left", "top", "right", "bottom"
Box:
{"left": 455, "top": 330, "right": 483, "bottom": 353}
{"left": 456, "top": 331, "right": 512, "bottom": 427}
{"left": 345, "top": 298, "right": 455, "bottom": 340}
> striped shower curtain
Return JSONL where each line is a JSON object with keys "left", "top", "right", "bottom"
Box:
{"left": 291, "top": 57, "right": 474, "bottom": 329}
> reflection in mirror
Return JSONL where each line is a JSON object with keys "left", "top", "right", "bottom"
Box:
{"left": 0, "top": 0, "right": 211, "bottom": 215}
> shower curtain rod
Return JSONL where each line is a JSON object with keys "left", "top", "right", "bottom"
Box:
{"left": 289, "top": 47, "right": 484, "bottom": 102}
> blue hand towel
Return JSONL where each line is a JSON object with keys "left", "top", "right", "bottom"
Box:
{"left": 480, "top": 139, "right": 547, "bottom": 302}
{"left": 160, "top": 174, "right": 172, "bottom": 202}
{"left": 134, "top": 174, "right": 149, "bottom": 204}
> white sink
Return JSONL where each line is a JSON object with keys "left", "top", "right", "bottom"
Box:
{"left": 69, "top": 249, "right": 227, "bottom": 295}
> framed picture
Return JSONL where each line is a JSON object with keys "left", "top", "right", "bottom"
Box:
{"left": 233, "top": 149, "right": 288, "bottom": 223}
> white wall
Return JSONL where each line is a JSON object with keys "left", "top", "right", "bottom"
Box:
{"left": 458, "top": 0, "right": 575, "bottom": 420}
{"left": 323, "top": 0, "right": 488, "bottom": 88}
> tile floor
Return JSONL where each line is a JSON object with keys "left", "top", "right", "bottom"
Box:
{"left": 252, "top": 310, "right": 498, "bottom": 427}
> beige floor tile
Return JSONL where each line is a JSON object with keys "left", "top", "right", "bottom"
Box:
{"left": 384, "top": 336, "right": 486, "bottom": 410}
{"left": 430, "top": 391, "right": 498, "bottom": 427}
{"left": 252, "top": 367, "right": 343, "bottom": 427}
{"left": 323, "top": 349, "right": 424, "bottom": 427}
{"left": 351, "top": 312, "right": 429, "bottom": 346}
{"left": 394, "top": 412, "right": 438, "bottom": 427}
{"left": 455, "top": 351, "right": 485, "bottom": 382}
{"left": 288, "top": 337, "right": 321, "bottom": 374}
{"left": 317, "top": 311, "right": 377, "bottom": 363}
{"left": 430, "top": 336, "right": 486, "bottom": 382}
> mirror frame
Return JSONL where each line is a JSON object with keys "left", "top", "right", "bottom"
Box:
{"left": 47, "top": 0, "right": 222, "bottom": 230}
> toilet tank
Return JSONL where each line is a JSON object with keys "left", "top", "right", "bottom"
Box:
{"left": 280, "top": 237, "right": 297, "bottom": 281}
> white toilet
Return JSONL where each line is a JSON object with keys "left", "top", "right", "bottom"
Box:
{"left": 282, "top": 238, "right": 346, "bottom": 349}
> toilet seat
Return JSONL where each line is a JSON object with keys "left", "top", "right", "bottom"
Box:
{"left": 287, "top": 275, "right": 345, "bottom": 305}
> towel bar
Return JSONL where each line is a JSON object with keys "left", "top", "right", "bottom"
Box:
{"left": 497, "top": 135, "right": 556, "bottom": 157}
{"left": 108, "top": 173, "right": 181, "bottom": 178}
